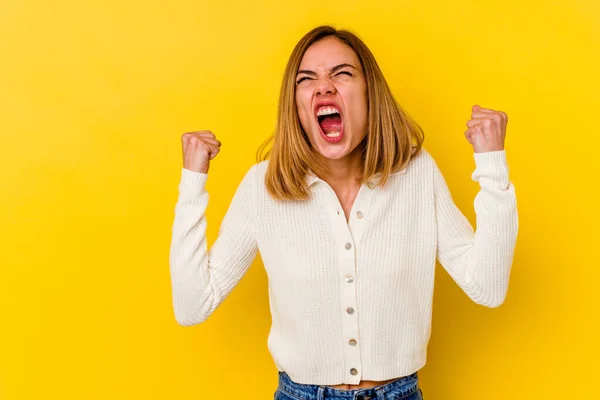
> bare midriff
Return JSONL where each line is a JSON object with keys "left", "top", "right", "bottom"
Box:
{"left": 327, "top": 377, "right": 400, "bottom": 390}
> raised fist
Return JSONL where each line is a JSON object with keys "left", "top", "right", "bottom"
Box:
{"left": 464, "top": 105, "right": 507, "bottom": 153}
{"left": 181, "top": 130, "right": 222, "bottom": 174}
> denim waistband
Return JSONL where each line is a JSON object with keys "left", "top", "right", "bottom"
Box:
{"left": 277, "top": 370, "right": 420, "bottom": 399}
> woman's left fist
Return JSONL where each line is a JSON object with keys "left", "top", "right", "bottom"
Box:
{"left": 465, "top": 105, "right": 507, "bottom": 153}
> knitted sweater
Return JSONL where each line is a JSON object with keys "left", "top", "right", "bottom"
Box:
{"left": 168, "top": 147, "right": 518, "bottom": 385}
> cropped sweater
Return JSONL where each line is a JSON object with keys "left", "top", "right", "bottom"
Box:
{"left": 168, "top": 147, "right": 518, "bottom": 385}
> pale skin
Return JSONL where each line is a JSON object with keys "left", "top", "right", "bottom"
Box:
{"left": 180, "top": 37, "right": 508, "bottom": 390}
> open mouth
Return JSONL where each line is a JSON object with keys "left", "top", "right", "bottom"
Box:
{"left": 316, "top": 105, "right": 344, "bottom": 143}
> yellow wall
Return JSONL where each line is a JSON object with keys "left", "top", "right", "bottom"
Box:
{"left": 1, "top": 0, "right": 598, "bottom": 398}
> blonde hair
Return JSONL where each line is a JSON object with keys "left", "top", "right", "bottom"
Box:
{"left": 256, "top": 25, "right": 424, "bottom": 201}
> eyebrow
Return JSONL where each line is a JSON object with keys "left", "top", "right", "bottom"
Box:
{"left": 296, "top": 63, "right": 357, "bottom": 76}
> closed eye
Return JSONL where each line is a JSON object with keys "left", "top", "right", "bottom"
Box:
{"left": 296, "top": 76, "right": 311, "bottom": 84}
{"left": 296, "top": 71, "right": 352, "bottom": 85}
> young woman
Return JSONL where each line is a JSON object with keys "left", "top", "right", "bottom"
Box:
{"left": 169, "top": 25, "right": 518, "bottom": 400}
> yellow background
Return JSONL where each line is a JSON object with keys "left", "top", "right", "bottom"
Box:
{"left": 1, "top": 0, "right": 598, "bottom": 398}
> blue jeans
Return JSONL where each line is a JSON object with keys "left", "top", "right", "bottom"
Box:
{"left": 274, "top": 371, "right": 424, "bottom": 400}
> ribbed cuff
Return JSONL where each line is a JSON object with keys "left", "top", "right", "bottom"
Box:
{"left": 180, "top": 168, "right": 209, "bottom": 189}
{"left": 473, "top": 150, "right": 507, "bottom": 170}
{"left": 471, "top": 150, "right": 510, "bottom": 189}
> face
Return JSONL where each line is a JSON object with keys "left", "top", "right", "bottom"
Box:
{"left": 295, "top": 37, "right": 368, "bottom": 161}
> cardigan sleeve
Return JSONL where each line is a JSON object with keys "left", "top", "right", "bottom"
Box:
{"left": 434, "top": 150, "right": 518, "bottom": 307}
{"left": 168, "top": 165, "right": 258, "bottom": 325}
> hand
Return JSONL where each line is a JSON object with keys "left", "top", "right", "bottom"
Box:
{"left": 465, "top": 105, "right": 507, "bottom": 153}
{"left": 181, "top": 130, "right": 222, "bottom": 174}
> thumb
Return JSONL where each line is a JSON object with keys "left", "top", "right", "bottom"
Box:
{"left": 470, "top": 129, "right": 487, "bottom": 152}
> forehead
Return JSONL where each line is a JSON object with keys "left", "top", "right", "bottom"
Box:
{"left": 298, "top": 37, "right": 361, "bottom": 71}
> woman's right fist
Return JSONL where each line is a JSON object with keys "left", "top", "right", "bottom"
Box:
{"left": 181, "top": 131, "right": 222, "bottom": 174}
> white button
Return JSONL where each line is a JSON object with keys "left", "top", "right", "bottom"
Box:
{"left": 350, "top": 368, "right": 358, "bottom": 375}
{"left": 349, "top": 339, "right": 357, "bottom": 346}
{"left": 345, "top": 275, "right": 354, "bottom": 283}
{"left": 345, "top": 242, "right": 352, "bottom": 250}
{"left": 356, "top": 211, "right": 364, "bottom": 219}
{"left": 346, "top": 307, "right": 355, "bottom": 315}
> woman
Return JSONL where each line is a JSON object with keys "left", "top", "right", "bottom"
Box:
{"left": 169, "top": 25, "right": 518, "bottom": 400}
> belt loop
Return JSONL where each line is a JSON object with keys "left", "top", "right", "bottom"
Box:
{"left": 317, "top": 386, "right": 326, "bottom": 400}
{"left": 375, "top": 387, "right": 386, "bottom": 399}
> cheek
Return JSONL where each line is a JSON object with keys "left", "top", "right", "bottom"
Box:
{"left": 344, "top": 88, "right": 368, "bottom": 124}
{"left": 358, "top": 86, "right": 368, "bottom": 114}
{"left": 296, "top": 93, "right": 313, "bottom": 129}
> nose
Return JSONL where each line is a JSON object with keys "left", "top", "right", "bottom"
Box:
{"left": 315, "top": 77, "right": 336, "bottom": 96}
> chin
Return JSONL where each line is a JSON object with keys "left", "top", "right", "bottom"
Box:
{"left": 314, "top": 144, "right": 352, "bottom": 160}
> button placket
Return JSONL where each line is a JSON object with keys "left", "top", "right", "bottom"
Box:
{"left": 339, "top": 210, "right": 367, "bottom": 384}
{"left": 347, "top": 182, "right": 375, "bottom": 246}
{"left": 329, "top": 205, "right": 359, "bottom": 384}
{"left": 324, "top": 182, "right": 375, "bottom": 385}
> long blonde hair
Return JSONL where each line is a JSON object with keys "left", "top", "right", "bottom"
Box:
{"left": 257, "top": 25, "right": 424, "bottom": 201}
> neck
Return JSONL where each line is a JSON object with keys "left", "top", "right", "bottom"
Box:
{"left": 317, "top": 147, "right": 363, "bottom": 187}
